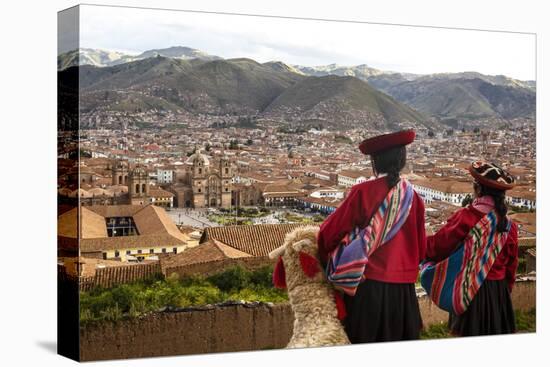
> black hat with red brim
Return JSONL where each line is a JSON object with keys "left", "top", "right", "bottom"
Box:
{"left": 468, "top": 161, "right": 516, "bottom": 191}
{"left": 359, "top": 129, "right": 416, "bottom": 155}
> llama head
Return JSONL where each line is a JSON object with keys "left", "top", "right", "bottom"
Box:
{"left": 268, "top": 226, "right": 324, "bottom": 290}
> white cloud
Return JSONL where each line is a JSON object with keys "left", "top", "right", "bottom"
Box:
{"left": 77, "top": 4, "right": 536, "bottom": 80}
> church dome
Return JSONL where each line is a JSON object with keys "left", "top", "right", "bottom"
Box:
{"left": 185, "top": 149, "right": 210, "bottom": 166}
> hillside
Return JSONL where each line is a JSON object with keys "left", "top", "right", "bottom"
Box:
{"left": 77, "top": 56, "right": 305, "bottom": 115}
{"left": 369, "top": 77, "right": 536, "bottom": 120}
{"left": 264, "top": 75, "right": 427, "bottom": 129}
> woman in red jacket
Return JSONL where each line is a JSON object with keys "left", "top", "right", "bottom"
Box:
{"left": 426, "top": 161, "right": 518, "bottom": 336}
{"left": 317, "top": 129, "right": 426, "bottom": 343}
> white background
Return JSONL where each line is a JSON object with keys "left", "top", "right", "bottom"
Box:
{"left": 0, "top": 0, "right": 547, "bottom": 365}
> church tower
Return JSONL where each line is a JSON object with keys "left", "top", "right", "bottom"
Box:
{"left": 219, "top": 156, "right": 232, "bottom": 208}
{"left": 111, "top": 160, "right": 129, "bottom": 186}
{"left": 128, "top": 165, "right": 149, "bottom": 205}
{"left": 190, "top": 148, "right": 209, "bottom": 208}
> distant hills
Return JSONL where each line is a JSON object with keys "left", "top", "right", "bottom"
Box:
{"left": 59, "top": 46, "right": 536, "bottom": 127}
{"left": 367, "top": 75, "right": 535, "bottom": 121}
{"left": 293, "top": 65, "right": 535, "bottom": 121}
{"left": 57, "top": 46, "right": 221, "bottom": 70}
{"left": 71, "top": 56, "right": 425, "bottom": 130}
{"left": 264, "top": 75, "right": 426, "bottom": 128}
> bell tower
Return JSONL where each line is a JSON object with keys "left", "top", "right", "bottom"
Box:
{"left": 219, "top": 156, "right": 232, "bottom": 208}
{"left": 128, "top": 165, "right": 149, "bottom": 205}
{"left": 111, "top": 160, "right": 129, "bottom": 186}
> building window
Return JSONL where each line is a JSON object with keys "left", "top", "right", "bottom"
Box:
{"left": 135, "top": 184, "right": 140, "bottom": 193}
{"left": 199, "top": 168, "right": 202, "bottom": 174}
{"left": 150, "top": 249, "right": 154, "bottom": 254}
{"left": 103, "top": 253, "right": 107, "bottom": 260}
{"left": 173, "top": 248, "right": 177, "bottom": 254}
{"left": 115, "top": 250, "right": 120, "bottom": 257}
{"left": 142, "top": 183, "right": 146, "bottom": 193}
{"left": 137, "top": 249, "right": 142, "bottom": 254}
{"left": 225, "top": 168, "right": 229, "bottom": 174}
{"left": 162, "top": 248, "right": 166, "bottom": 253}
{"left": 126, "top": 250, "right": 131, "bottom": 255}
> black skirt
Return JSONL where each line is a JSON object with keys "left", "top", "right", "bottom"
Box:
{"left": 343, "top": 279, "right": 423, "bottom": 343}
{"left": 448, "top": 279, "right": 516, "bottom": 336}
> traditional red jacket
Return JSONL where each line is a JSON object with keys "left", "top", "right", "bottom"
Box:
{"left": 317, "top": 176, "right": 426, "bottom": 284}
{"left": 426, "top": 197, "right": 519, "bottom": 291}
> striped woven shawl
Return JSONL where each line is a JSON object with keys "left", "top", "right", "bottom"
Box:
{"left": 420, "top": 211, "right": 510, "bottom": 315}
{"left": 326, "top": 179, "right": 414, "bottom": 296}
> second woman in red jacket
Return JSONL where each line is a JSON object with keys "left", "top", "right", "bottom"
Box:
{"left": 317, "top": 129, "right": 426, "bottom": 343}
{"left": 425, "top": 161, "right": 519, "bottom": 336}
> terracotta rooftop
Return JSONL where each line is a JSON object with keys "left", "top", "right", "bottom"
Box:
{"left": 58, "top": 205, "right": 189, "bottom": 253}
{"left": 149, "top": 188, "right": 175, "bottom": 198}
{"left": 160, "top": 239, "right": 251, "bottom": 270}
{"left": 200, "top": 223, "right": 319, "bottom": 257}
{"left": 411, "top": 177, "right": 472, "bottom": 194}
{"left": 338, "top": 169, "right": 371, "bottom": 179}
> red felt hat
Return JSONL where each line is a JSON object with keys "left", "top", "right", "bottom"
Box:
{"left": 359, "top": 129, "right": 416, "bottom": 155}
{"left": 468, "top": 161, "right": 515, "bottom": 191}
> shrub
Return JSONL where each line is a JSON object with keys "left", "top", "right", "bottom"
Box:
{"left": 226, "top": 286, "right": 288, "bottom": 303}
{"left": 79, "top": 264, "right": 286, "bottom": 323}
{"left": 178, "top": 284, "right": 223, "bottom": 307}
{"left": 420, "top": 322, "right": 451, "bottom": 339}
{"left": 515, "top": 308, "right": 536, "bottom": 332}
{"left": 248, "top": 266, "right": 274, "bottom": 288}
{"left": 206, "top": 266, "right": 250, "bottom": 292}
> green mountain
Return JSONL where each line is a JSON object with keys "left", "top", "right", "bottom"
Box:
{"left": 68, "top": 56, "right": 429, "bottom": 130}
{"left": 264, "top": 75, "right": 427, "bottom": 129}
{"left": 78, "top": 56, "right": 304, "bottom": 115}
{"left": 368, "top": 76, "right": 535, "bottom": 120}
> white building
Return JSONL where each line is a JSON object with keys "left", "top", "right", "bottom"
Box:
{"left": 412, "top": 179, "right": 471, "bottom": 206}
{"left": 157, "top": 168, "right": 174, "bottom": 184}
{"left": 304, "top": 169, "right": 331, "bottom": 181}
{"left": 309, "top": 187, "right": 345, "bottom": 199}
{"left": 337, "top": 170, "right": 369, "bottom": 188}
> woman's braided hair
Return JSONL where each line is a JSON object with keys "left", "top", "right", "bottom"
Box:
{"left": 475, "top": 183, "right": 509, "bottom": 233}
{"left": 371, "top": 145, "right": 407, "bottom": 188}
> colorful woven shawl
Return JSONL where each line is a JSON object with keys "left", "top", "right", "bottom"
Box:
{"left": 326, "top": 179, "right": 414, "bottom": 296}
{"left": 420, "top": 210, "right": 510, "bottom": 315}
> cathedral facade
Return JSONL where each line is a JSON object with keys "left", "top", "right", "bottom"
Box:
{"left": 171, "top": 150, "right": 234, "bottom": 208}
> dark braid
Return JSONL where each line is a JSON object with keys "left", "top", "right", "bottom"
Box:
{"left": 371, "top": 145, "right": 407, "bottom": 188}
{"left": 479, "top": 184, "right": 509, "bottom": 233}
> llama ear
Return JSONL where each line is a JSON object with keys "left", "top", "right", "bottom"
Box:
{"left": 292, "top": 239, "right": 312, "bottom": 252}
{"left": 269, "top": 244, "right": 286, "bottom": 259}
{"left": 299, "top": 251, "right": 320, "bottom": 278}
{"left": 273, "top": 256, "right": 286, "bottom": 289}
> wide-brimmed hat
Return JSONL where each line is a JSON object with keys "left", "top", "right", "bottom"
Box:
{"left": 468, "top": 161, "right": 515, "bottom": 191}
{"left": 359, "top": 129, "right": 415, "bottom": 155}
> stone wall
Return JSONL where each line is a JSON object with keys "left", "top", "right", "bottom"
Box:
{"left": 79, "top": 279, "right": 535, "bottom": 361}
{"left": 80, "top": 303, "right": 293, "bottom": 361}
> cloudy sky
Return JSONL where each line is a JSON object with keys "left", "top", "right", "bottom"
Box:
{"left": 67, "top": 4, "right": 536, "bottom": 80}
